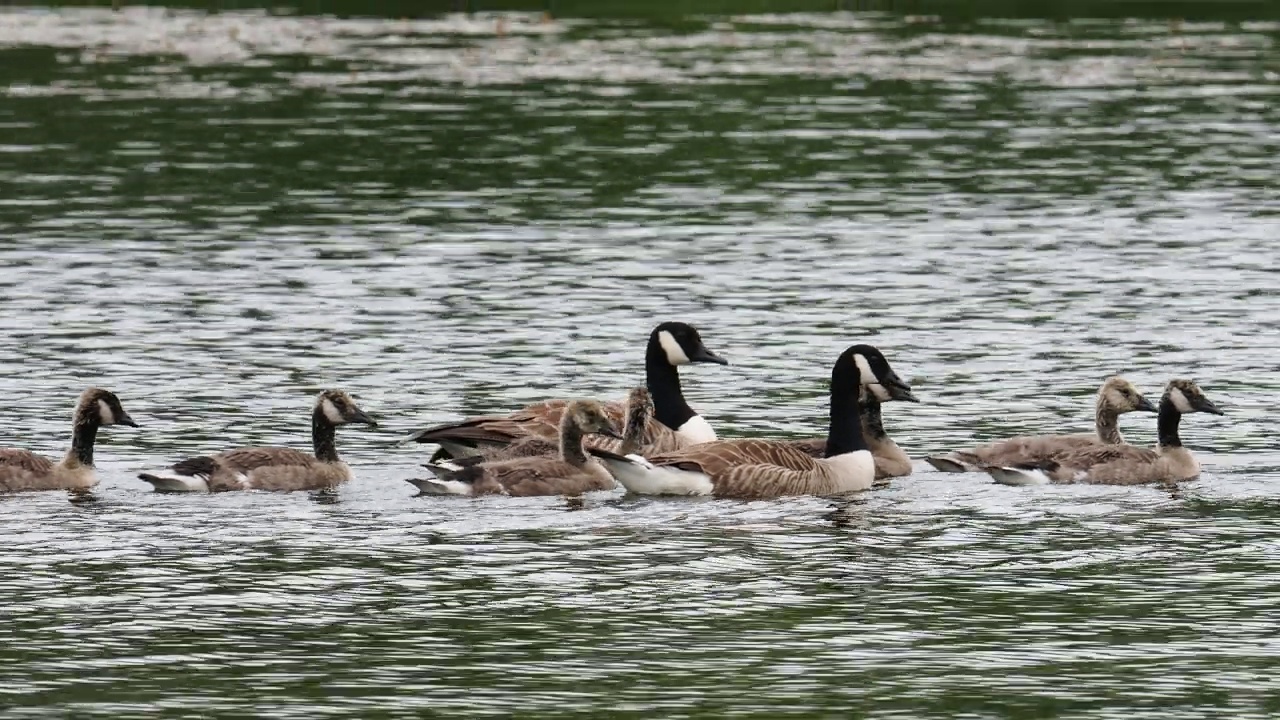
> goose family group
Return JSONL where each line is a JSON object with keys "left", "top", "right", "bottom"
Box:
{"left": 0, "top": 322, "right": 1226, "bottom": 499}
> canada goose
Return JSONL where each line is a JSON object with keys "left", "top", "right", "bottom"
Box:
{"left": 985, "top": 379, "right": 1223, "bottom": 486}
{"left": 138, "top": 390, "right": 375, "bottom": 493}
{"left": 0, "top": 388, "right": 137, "bottom": 493}
{"left": 924, "top": 376, "right": 1157, "bottom": 473}
{"left": 427, "top": 386, "right": 654, "bottom": 469}
{"left": 787, "top": 381, "right": 920, "bottom": 479}
{"left": 404, "top": 321, "right": 726, "bottom": 458}
{"left": 591, "top": 344, "right": 912, "bottom": 498}
{"left": 408, "top": 399, "right": 623, "bottom": 497}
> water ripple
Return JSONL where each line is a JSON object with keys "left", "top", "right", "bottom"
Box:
{"left": 0, "top": 6, "right": 1278, "bottom": 718}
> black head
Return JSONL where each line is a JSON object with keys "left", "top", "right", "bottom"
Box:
{"left": 836, "top": 344, "right": 915, "bottom": 401}
{"left": 650, "top": 322, "right": 728, "bottom": 367}
{"left": 77, "top": 388, "right": 138, "bottom": 428}
{"left": 316, "top": 390, "right": 377, "bottom": 426}
{"left": 1164, "top": 379, "right": 1224, "bottom": 416}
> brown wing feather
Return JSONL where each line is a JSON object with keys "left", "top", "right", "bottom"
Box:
{"left": 232, "top": 463, "right": 349, "bottom": 492}
{"left": 950, "top": 433, "right": 1101, "bottom": 467}
{"left": 1009, "top": 444, "right": 1179, "bottom": 485}
{"left": 712, "top": 461, "right": 829, "bottom": 499}
{"left": 0, "top": 449, "right": 56, "bottom": 474}
{"left": 1055, "top": 444, "right": 1161, "bottom": 467}
{"left": 650, "top": 439, "right": 820, "bottom": 478}
{"left": 785, "top": 437, "right": 912, "bottom": 480}
{"left": 211, "top": 447, "right": 319, "bottom": 473}
{"left": 416, "top": 400, "right": 628, "bottom": 450}
{"left": 477, "top": 458, "right": 615, "bottom": 497}
{"left": 456, "top": 437, "right": 561, "bottom": 466}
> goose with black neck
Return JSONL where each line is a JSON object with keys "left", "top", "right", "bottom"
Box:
{"left": 985, "top": 379, "right": 1223, "bottom": 486}
{"left": 139, "top": 390, "right": 376, "bottom": 493}
{"left": 404, "top": 321, "right": 727, "bottom": 459}
{"left": 591, "top": 343, "right": 911, "bottom": 498}
{"left": 0, "top": 388, "right": 138, "bottom": 493}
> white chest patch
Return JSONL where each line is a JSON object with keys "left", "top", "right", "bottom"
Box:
{"left": 676, "top": 414, "right": 717, "bottom": 445}
{"left": 321, "top": 398, "right": 344, "bottom": 424}
{"left": 1169, "top": 387, "right": 1193, "bottom": 414}
{"left": 658, "top": 330, "right": 691, "bottom": 366}
{"left": 96, "top": 399, "right": 116, "bottom": 426}
{"left": 823, "top": 450, "right": 876, "bottom": 492}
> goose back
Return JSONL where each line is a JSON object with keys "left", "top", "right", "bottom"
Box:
{"left": 139, "top": 389, "right": 373, "bottom": 493}
{"left": 0, "top": 450, "right": 88, "bottom": 493}
{"left": 411, "top": 399, "right": 621, "bottom": 497}
{"left": 926, "top": 377, "right": 1156, "bottom": 473}
{"left": 595, "top": 344, "right": 912, "bottom": 499}
{"left": 411, "top": 322, "right": 725, "bottom": 460}
{"left": 986, "top": 379, "right": 1221, "bottom": 486}
{"left": 0, "top": 388, "right": 136, "bottom": 494}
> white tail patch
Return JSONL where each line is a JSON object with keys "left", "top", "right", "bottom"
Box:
{"left": 658, "top": 330, "right": 691, "bottom": 366}
{"left": 987, "top": 466, "right": 1052, "bottom": 486}
{"left": 96, "top": 399, "right": 116, "bottom": 426}
{"left": 596, "top": 455, "right": 714, "bottom": 496}
{"left": 321, "top": 398, "right": 344, "bottom": 424}
{"left": 675, "top": 414, "right": 717, "bottom": 445}
{"left": 853, "top": 353, "right": 876, "bottom": 386}
{"left": 140, "top": 474, "right": 209, "bottom": 493}
{"left": 1169, "top": 387, "right": 1193, "bottom": 414}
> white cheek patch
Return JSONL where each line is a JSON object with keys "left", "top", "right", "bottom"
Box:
{"left": 1169, "top": 387, "right": 1194, "bottom": 414}
{"left": 658, "top": 330, "right": 691, "bottom": 366}
{"left": 96, "top": 399, "right": 116, "bottom": 426}
{"left": 868, "top": 383, "right": 892, "bottom": 402}
{"left": 322, "top": 398, "right": 345, "bottom": 424}
{"left": 853, "top": 353, "right": 876, "bottom": 386}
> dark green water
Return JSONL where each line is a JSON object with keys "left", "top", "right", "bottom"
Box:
{"left": 1, "top": 6, "right": 1279, "bottom": 718}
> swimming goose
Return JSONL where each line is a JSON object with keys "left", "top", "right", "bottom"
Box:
{"left": 0, "top": 388, "right": 137, "bottom": 493}
{"left": 591, "top": 344, "right": 913, "bottom": 499}
{"left": 787, "top": 380, "right": 920, "bottom": 479}
{"left": 924, "top": 376, "right": 1156, "bottom": 473}
{"left": 985, "top": 380, "right": 1223, "bottom": 486}
{"left": 428, "top": 386, "right": 653, "bottom": 469}
{"left": 405, "top": 321, "right": 726, "bottom": 458}
{"left": 138, "top": 390, "right": 375, "bottom": 493}
{"left": 408, "top": 399, "right": 623, "bottom": 497}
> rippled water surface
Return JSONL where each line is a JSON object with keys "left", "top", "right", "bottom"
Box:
{"left": 1, "top": 6, "right": 1279, "bottom": 717}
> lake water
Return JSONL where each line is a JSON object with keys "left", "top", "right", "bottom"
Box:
{"left": 1, "top": 6, "right": 1279, "bottom": 718}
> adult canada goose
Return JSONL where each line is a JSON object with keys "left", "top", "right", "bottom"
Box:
{"left": 408, "top": 399, "right": 622, "bottom": 497}
{"left": 985, "top": 379, "right": 1223, "bottom": 486}
{"left": 591, "top": 344, "right": 913, "bottom": 499}
{"left": 0, "top": 388, "right": 137, "bottom": 493}
{"left": 428, "top": 386, "right": 653, "bottom": 469}
{"left": 924, "top": 376, "right": 1157, "bottom": 473}
{"left": 786, "top": 381, "right": 920, "bottom": 479}
{"left": 404, "top": 321, "right": 726, "bottom": 458}
{"left": 138, "top": 390, "right": 375, "bottom": 493}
